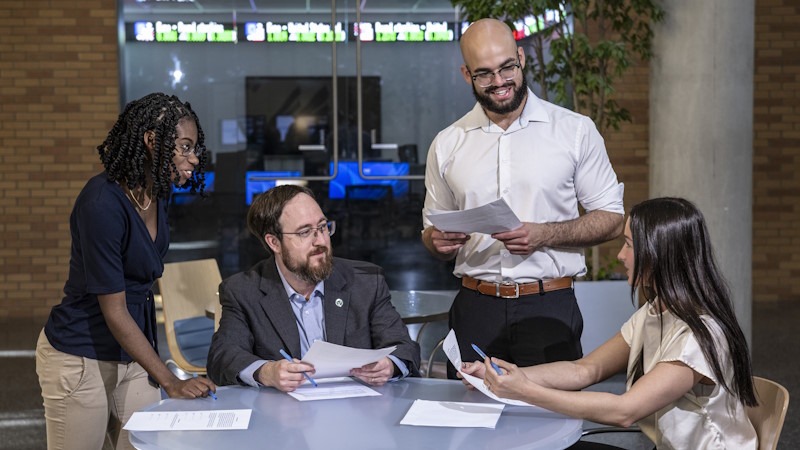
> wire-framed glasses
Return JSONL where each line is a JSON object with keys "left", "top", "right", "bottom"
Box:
{"left": 282, "top": 221, "right": 336, "bottom": 241}
{"left": 176, "top": 142, "right": 202, "bottom": 158}
{"left": 469, "top": 60, "right": 521, "bottom": 88}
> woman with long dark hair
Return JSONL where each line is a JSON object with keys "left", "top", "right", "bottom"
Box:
{"left": 463, "top": 197, "right": 757, "bottom": 449}
{"left": 35, "top": 93, "right": 216, "bottom": 450}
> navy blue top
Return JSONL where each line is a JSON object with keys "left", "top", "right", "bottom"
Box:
{"left": 44, "top": 173, "right": 170, "bottom": 362}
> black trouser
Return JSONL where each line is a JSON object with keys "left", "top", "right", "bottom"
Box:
{"left": 446, "top": 285, "right": 584, "bottom": 379}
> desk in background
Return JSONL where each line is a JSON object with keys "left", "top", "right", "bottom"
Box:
{"left": 389, "top": 290, "right": 456, "bottom": 364}
{"left": 130, "top": 378, "right": 581, "bottom": 450}
{"left": 389, "top": 290, "right": 456, "bottom": 325}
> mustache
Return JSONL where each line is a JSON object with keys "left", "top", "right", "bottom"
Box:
{"left": 309, "top": 246, "right": 329, "bottom": 256}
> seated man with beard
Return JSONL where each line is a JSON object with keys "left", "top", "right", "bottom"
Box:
{"left": 207, "top": 185, "right": 420, "bottom": 391}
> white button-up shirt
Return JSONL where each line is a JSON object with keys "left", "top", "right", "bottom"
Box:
{"left": 423, "top": 89, "right": 624, "bottom": 282}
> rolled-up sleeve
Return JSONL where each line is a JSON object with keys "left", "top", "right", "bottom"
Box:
{"left": 574, "top": 116, "right": 625, "bottom": 215}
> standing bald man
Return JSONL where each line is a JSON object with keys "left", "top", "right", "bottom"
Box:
{"left": 422, "top": 19, "right": 625, "bottom": 379}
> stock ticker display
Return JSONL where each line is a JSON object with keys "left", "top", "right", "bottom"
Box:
{"left": 127, "top": 13, "right": 559, "bottom": 44}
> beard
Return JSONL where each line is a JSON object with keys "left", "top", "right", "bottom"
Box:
{"left": 472, "top": 75, "right": 528, "bottom": 115}
{"left": 282, "top": 244, "right": 334, "bottom": 285}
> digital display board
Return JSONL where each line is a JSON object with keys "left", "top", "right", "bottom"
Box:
{"left": 128, "top": 12, "right": 557, "bottom": 44}
{"left": 366, "top": 21, "right": 454, "bottom": 42}
{"left": 131, "top": 21, "right": 237, "bottom": 43}
{"left": 244, "top": 21, "right": 347, "bottom": 42}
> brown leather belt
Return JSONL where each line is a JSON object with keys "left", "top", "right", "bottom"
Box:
{"left": 461, "top": 275, "right": 573, "bottom": 299}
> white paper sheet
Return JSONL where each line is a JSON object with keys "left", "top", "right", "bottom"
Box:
{"left": 287, "top": 376, "right": 380, "bottom": 401}
{"left": 426, "top": 198, "right": 523, "bottom": 235}
{"left": 400, "top": 400, "right": 504, "bottom": 428}
{"left": 300, "top": 341, "right": 397, "bottom": 379}
{"left": 123, "top": 409, "right": 251, "bottom": 431}
{"left": 443, "top": 329, "right": 539, "bottom": 408}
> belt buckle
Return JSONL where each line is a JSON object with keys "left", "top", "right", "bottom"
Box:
{"left": 497, "top": 281, "right": 519, "bottom": 299}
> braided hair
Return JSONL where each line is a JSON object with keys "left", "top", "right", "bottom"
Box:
{"left": 98, "top": 92, "right": 208, "bottom": 199}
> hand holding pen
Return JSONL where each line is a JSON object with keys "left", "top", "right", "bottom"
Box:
{"left": 471, "top": 343, "right": 503, "bottom": 375}
{"left": 279, "top": 349, "right": 318, "bottom": 387}
{"left": 193, "top": 373, "right": 218, "bottom": 400}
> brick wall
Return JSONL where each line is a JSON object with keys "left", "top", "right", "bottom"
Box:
{"left": 595, "top": 61, "right": 651, "bottom": 276}
{"left": 0, "top": 1, "right": 117, "bottom": 318}
{"left": 753, "top": 0, "right": 800, "bottom": 302}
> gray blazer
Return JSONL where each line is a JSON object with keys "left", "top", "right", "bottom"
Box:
{"left": 207, "top": 256, "right": 421, "bottom": 386}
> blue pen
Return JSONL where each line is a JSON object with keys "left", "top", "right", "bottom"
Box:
{"left": 471, "top": 344, "right": 503, "bottom": 375}
{"left": 193, "top": 373, "right": 218, "bottom": 400}
{"left": 279, "top": 348, "right": 318, "bottom": 387}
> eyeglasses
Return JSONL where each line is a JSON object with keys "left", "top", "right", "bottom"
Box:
{"left": 282, "top": 221, "right": 336, "bottom": 241}
{"left": 469, "top": 60, "right": 521, "bottom": 88}
{"left": 176, "top": 142, "right": 202, "bottom": 158}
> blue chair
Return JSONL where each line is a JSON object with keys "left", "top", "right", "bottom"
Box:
{"left": 172, "top": 316, "right": 215, "bottom": 368}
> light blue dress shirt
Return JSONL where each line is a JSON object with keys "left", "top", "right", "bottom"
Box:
{"left": 238, "top": 261, "right": 408, "bottom": 386}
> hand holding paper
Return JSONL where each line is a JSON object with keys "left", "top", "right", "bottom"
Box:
{"left": 426, "top": 198, "right": 522, "bottom": 235}
{"left": 349, "top": 356, "right": 395, "bottom": 386}
{"left": 301, "top": 340, "right": 396, "bottom": 380}
{"left": 442, "top": 329, "right": 536, "bottom": 407}
{"left": 425, "top": 227, "right": 471, "bottom": 257}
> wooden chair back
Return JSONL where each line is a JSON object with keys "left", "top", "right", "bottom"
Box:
{"left": 157, "top": 258, "right": 222, "bottom": 374}
{"left": 747, "top": 376, "right": 790, "bottom": 450}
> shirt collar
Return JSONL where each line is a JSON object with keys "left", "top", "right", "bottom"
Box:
{"left": 275, "top": 259, "right": 325, "bottom": 301}
{"left": 461, "top": 88, "right": 551, "bottom": 132}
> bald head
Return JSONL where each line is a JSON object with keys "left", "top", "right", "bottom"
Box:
{"left": 458, "top": 18, "right": 528, "bottom": 122}
{"left": 459, "top": 19, "right": 518, "bottom": 69}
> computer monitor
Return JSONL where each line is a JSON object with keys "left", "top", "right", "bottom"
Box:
{"left": 171, "top": 172, "right": 215, "bottom": 205}
{"left": 245, "top": 76, "right": 381, "bottom": 159}
{"left": 328, "top": 161, "right": 409, "bottom": 199}
{"left": 245, "top": 171, "right": 302, "bottom": 205}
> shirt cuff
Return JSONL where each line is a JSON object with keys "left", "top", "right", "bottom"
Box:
{"left": 238, "top": 360, "right": 269, "bottom": 387}
{"left": 387, "top": 355, "right": 409, "bottom": 381}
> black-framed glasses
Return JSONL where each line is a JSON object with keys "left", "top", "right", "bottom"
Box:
{"left": 469, "top": 60, "right": 521, "bottom": 88}
{"left": 176, "top": 142, "right": 202, "bottom": 158}
{"left": 282, "top": 221, "right": 336, "bottom": 241}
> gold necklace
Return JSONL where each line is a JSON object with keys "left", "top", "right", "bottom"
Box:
{"left": 127, "top": 187, "right": 152, "bottom": 211}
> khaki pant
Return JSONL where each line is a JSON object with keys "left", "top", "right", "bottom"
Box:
{"left": 35, "top": 330, "right": 161, "bottom": 450}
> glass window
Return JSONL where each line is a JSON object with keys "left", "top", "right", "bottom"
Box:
{"left": 120, "top": 0, "right": 472, "bottom": 290}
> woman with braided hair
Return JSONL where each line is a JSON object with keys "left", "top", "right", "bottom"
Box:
{"left": 35, "top": 93, "right": 216, "bottom": 450}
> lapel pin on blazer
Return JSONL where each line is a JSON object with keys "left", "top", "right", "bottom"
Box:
{"left": 335, "top": 298, "right": 343, "bottom": 307}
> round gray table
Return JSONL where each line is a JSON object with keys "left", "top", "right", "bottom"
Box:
{"left": 129, "top": 378, "right": 582, "bottom": 450}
